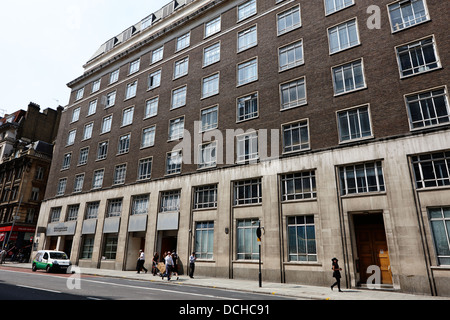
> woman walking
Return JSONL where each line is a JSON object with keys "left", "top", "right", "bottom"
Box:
{"left": 331, "top": 257, "right": 343, "bottom": 292}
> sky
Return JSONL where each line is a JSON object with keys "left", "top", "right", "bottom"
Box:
{"left": 0, "top": 0, "right": 166, "bottom": 116}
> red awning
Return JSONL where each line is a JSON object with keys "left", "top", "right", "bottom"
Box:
{"left": 0, "top": 226, "right": 36, "bottom": 233}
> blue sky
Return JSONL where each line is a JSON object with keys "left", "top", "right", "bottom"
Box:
{"left": 0, "top": 0, "right": 164, "bottom": 116}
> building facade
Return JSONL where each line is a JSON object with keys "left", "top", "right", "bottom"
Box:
{"left": 0, "top": 103, "right": 62, "bottom": 261}
{"left": 35, "top": 0, "right": 450, "bottom": 296}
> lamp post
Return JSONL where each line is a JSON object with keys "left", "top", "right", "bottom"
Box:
{"left": 254, "top": 220, "right": 263, "bottom": 288}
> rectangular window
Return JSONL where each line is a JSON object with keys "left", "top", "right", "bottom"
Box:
{"left": 279, "top": 40, "right": 303, "bottom": 71}
{"left": 325, "top": 0, "right": 354, "bottom": 15}
{"left": 85, "top": 202, "right": 100, "bottom": 220}
{"left": 429, "top": 207, "right": 450, "bottom": 266}
{"left": 160, "top": 190, "right": 181, "bottom": 212}
{"left": 106, "top": 91, "right": 116, "bottom": 108}
{"left": 57, "top": 179, "right": 67, "bottom": 196}
{"left": 83, "top": 123, "right": 93, "bottom": 140}
{"left": 151, "top": 46, "right": 164, "bottom": 64}
{"left": 282, "top": 120, "right": 310, "bottom": 153}
{"left": 67, "top": 205, "right": 79, "bottom": 222}
{"left": 205, "top": 16, "right": 221, "bottom": 38}
{"left": 81, "top": 236, "right": 94, "bottom": 259}
{"left": 122, "top": 106, "right": 134, "bottom": 127}
{"left": 281, "top": 171, "right": 317, "bottom": 201}
{"left": 73, "top": 174, "right": 85, "bottom": 193}
{"left": 202, "top": 73, "right": 219, "bottom": 99}
{"left": 174, "top": 57, "right": 189, "bottom": 79}
{"left": 238, "top": 25, "right": 257, "bottom": 52}
{"left": 129, "top": 59, "right": 140, "bottom": 74}
{"left": 280, "top": 78, "right": 306, "bottom": 110}
{"left": 125, "top": 81, "right": 137, "bottom": 100}
{"left": 412, "top": 151, "right": 450, "bottom": 189}
{"left": 195, "top": 222, "right": 214, "bottom": 260}
{"left": 277, "top": 5, "right": 301, "bottom": 35}
{"left": 337, "top": 105, "right": 372, "bottom": 142}
{"left": 339, "top": 161, "right": 385, "bottom": 195}
{"left": 194, "top": 185, "right": 218, "bottom": 210}
{"left": 396, "top": 37, "right": 440, "bottom": 77}
{"left": 50, "top": 207, "right": 62, "bottom": 223}
{"left": 88, "top": 100, "right": 97, "bottom": 116}
{"left": 132, "top": 195, "right": 149, "bottom": 215}
{"left": 103, "top": 235, "right": 118, "bottom": 260}
{"left": 166, "top": 151, "right": 183, "bottom": 175}
{"left": 62, "top": 153, "right": 72, "bottom": 170}
{"left": 237, "top": 58, "right": 258, "bottom": 86}
{"left": 234, "top": 179, "right": 262, "bottom": 206}
{"left": 138, "top": 158, "right": 153, "bottom": 180}
{"left": 328, "top": 19, "right": 359, "bottom": 54}
{"left": 110, "top": 69, "right": 120, "bottom": 84}
{"left": 238, "top": 0, "right": 257, "bottom": 21}
{"left": 141, "top": 126, "right": 156, "bottom": 148}
{"left": 237, "top": 132, "right": 258, "bottom": 163}
{"left": 71, "top": 107, "right": 80, "bottom": 123}
{"left": 92, "top": 170, "right": 104, "bottom": 189}
{"left": 101, "top": 115, "right": 112, "bottom": 134}
{"left": 118, "top": 134, "right": 131, "bottom": 155}
{"left": 388, "top": 0, "right": 429, "bottom": 32}
{"left": 237, "top": 218, "right": 260, "bottom": 260}
{"left": 107, "top": 199, "right": 122, "bottom": 218}
{"left": 169, "top": 117, "right": 185, "bottom": 141}
{"left": 406, "top": 88, "right": 450, "bottom": 129}
{"left": 76, "top": 88, "right": 84, "bottom": 101}
{"left": 203, "top": 42, "right": 221, "bottom": 67}
{"left": 113, "top": 164, "right": 127, "bottom": 185}
{"left": 78, "top": 147, "right": 89, "bottom": 166}
{"left": 97, "top": 141, "right": 108, "bottom": 160}
{"left": 145, "top": 97, "right": 159, "bottom": 119}
{"left": 287, "top": 215, "right": 317, "bottom": 262}
{"left": 67, "top": 130, "right": 76, "bottom": 146}
{"left": 148, "top": 70, "right": 161, "bottom": 89}
{"left": 237, "top": 93, "right": 258, "bottom": 122}
{"left": 92, "top": 79, "right": 101, "bottom": 93}
{"left": 201, "top": 106, "right": 218, "bottom": 132}
{"left": 198, "top": 142, "right": 217, "bottom": 169}
{"left": 176, "top": 32, "right": 190, "bottom": 51}
{"left": 332, "top": 59, "right": 365, "bottom": 95}
{"left": 171, "top": 86, "right": 187, "bottom": 110}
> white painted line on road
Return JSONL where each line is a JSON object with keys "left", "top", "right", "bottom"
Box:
{"left": 17, "top": 285, "right": 61, "bottom": 294}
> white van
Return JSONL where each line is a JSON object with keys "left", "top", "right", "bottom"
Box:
{"left": 32, "top": 250, "right": 72, "bottom": 273}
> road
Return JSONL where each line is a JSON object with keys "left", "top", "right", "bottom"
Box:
{"left": 0, "top": 267, "right": 295, "bottom": 301}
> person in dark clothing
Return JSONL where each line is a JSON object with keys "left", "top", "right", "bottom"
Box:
{"left": 152, "top": 252, "right": 159, "bottom": 276}
{"left": 331, "top": 257, "right": 343, "bottom": 292}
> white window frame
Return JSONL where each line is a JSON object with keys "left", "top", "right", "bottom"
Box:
{"left": 337, "top": 104, "right": 373, "bottom": 143}
{"left": 236, "top": 131, "right": 259, "bottom": 163}
{"left": 237, "top": 58, "right": 258, "bottom": 87}
{"left": 388, "top": 0, "right": 430, "bottom": 33}
{"left": 129, "top": 58, "right": 140, "bottom": 75}
{"left": 278, "top": 39, "right": 304, "bottom": 72}
{"left": 121, "top": 106, "right": 134, "bottom": 127}
{"left": 169, "top": 116, "right": 185, "bottom": 141}
{"left": 174, "top": 57, "right": 189, "bottom": 79}
{"left": 202, "top": 72, "right": 220, "bottom": 99}
{"left": 327, "top": 18, "right": 360, "bottom": 54}
{"left": 277, "top": 5, "right": 301, "bottom": 36}
{"left": 238, "top": 0, "right": 257, "bottom": 22}
{"left": 176, "top": 32, "right": 191, "bottom": 52}
{"left": 203, "top": 42, "right": 221, "bottom": 67}
{"left": 141, "top": 126, "right": 156, "bottom": 149}
{"left": 151, "top": 46, "right": 164, "bottom": 64}
{"left": 237, "top": 25, "right": 257, "bottom": 53}
{"left": 280, "top": 77, "right": 307, "bottom": 110}
{"left": 148, "top": 69, "right": 162, "bottom": 90}
{"left": 171, "top": 86, "right": 187, "bottom": 110}
{"left": 332, "top": 59, "right": 366, "bottom": 96}
{"left": 282, "top": 119, "right": 310, "bottom": 154}
{"left": 205, "top": 16, "right": 221, "bottom": 38}
{"left": 324, "top": 0, "right": 354, "bottom": 16}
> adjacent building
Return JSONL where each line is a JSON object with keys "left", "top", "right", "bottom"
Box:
{"left": 34, "top": 0, "right": 450, "bottom": 296}
{"left": 0, "top": 103, "right": 62, "bottom": 260}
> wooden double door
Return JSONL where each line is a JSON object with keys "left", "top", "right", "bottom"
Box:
{"left": 354, "top": 214, "right": 392, "bottom": 285}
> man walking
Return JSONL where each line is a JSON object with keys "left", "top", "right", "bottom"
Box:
{"left": 189, "top": 252, "right": 196, "bottom": 278}
{"left": 137, "top": 250, "right": 148, "bottom": 274}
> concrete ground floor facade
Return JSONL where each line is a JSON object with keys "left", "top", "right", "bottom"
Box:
{"left": 34, "top": 129, "right": 450, "bottom": 296}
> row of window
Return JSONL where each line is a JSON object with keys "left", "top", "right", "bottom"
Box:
{"left": 73, "top": 0, "right": 433, "bottom": 104}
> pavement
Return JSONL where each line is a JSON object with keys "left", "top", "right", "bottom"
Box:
{"left": 1, "top": 262, "right": 449, "bottom": 300}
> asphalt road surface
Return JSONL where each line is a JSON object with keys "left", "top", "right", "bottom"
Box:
{"left": 0, "top": 266, "right": 296, "bottom": 301}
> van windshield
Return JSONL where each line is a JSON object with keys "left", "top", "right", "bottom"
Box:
{"left": 50, "top": 252, "right": 68, "bottom": 260}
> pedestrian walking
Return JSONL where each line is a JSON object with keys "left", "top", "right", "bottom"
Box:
{"left": 162, "top": 251, "right": 174, "bottom": 281}
{"left": 171, "top": 251, "right": 179, "bottom": 280}
{"left": 331, "top": 257, "right": 343, "bottom": 292}
{"left": 152, "top": 252, "right": 159, "bottom": 276}
{"left": 189, "top": 252, "right": 196, "bottom": 278}
{"left": 136, "top": 250, "right": 148, "bottom": 274}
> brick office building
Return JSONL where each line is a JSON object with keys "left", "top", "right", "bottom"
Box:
{"left": 34, "top": 0, "right": 449, "bottom": 295}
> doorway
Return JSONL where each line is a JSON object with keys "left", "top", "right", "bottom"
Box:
{"left": 156, "top": 231, "right": 177, "bottom": 262}
{"left": 353, "top": 213, "right": 392, "bottom": 286}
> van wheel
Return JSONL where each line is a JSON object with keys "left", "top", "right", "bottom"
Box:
{"left": 32, "top": 264, "right": 37, "bottom": 272}
{"left": 46, "top": 265, "right": 52, "bottom": 273}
